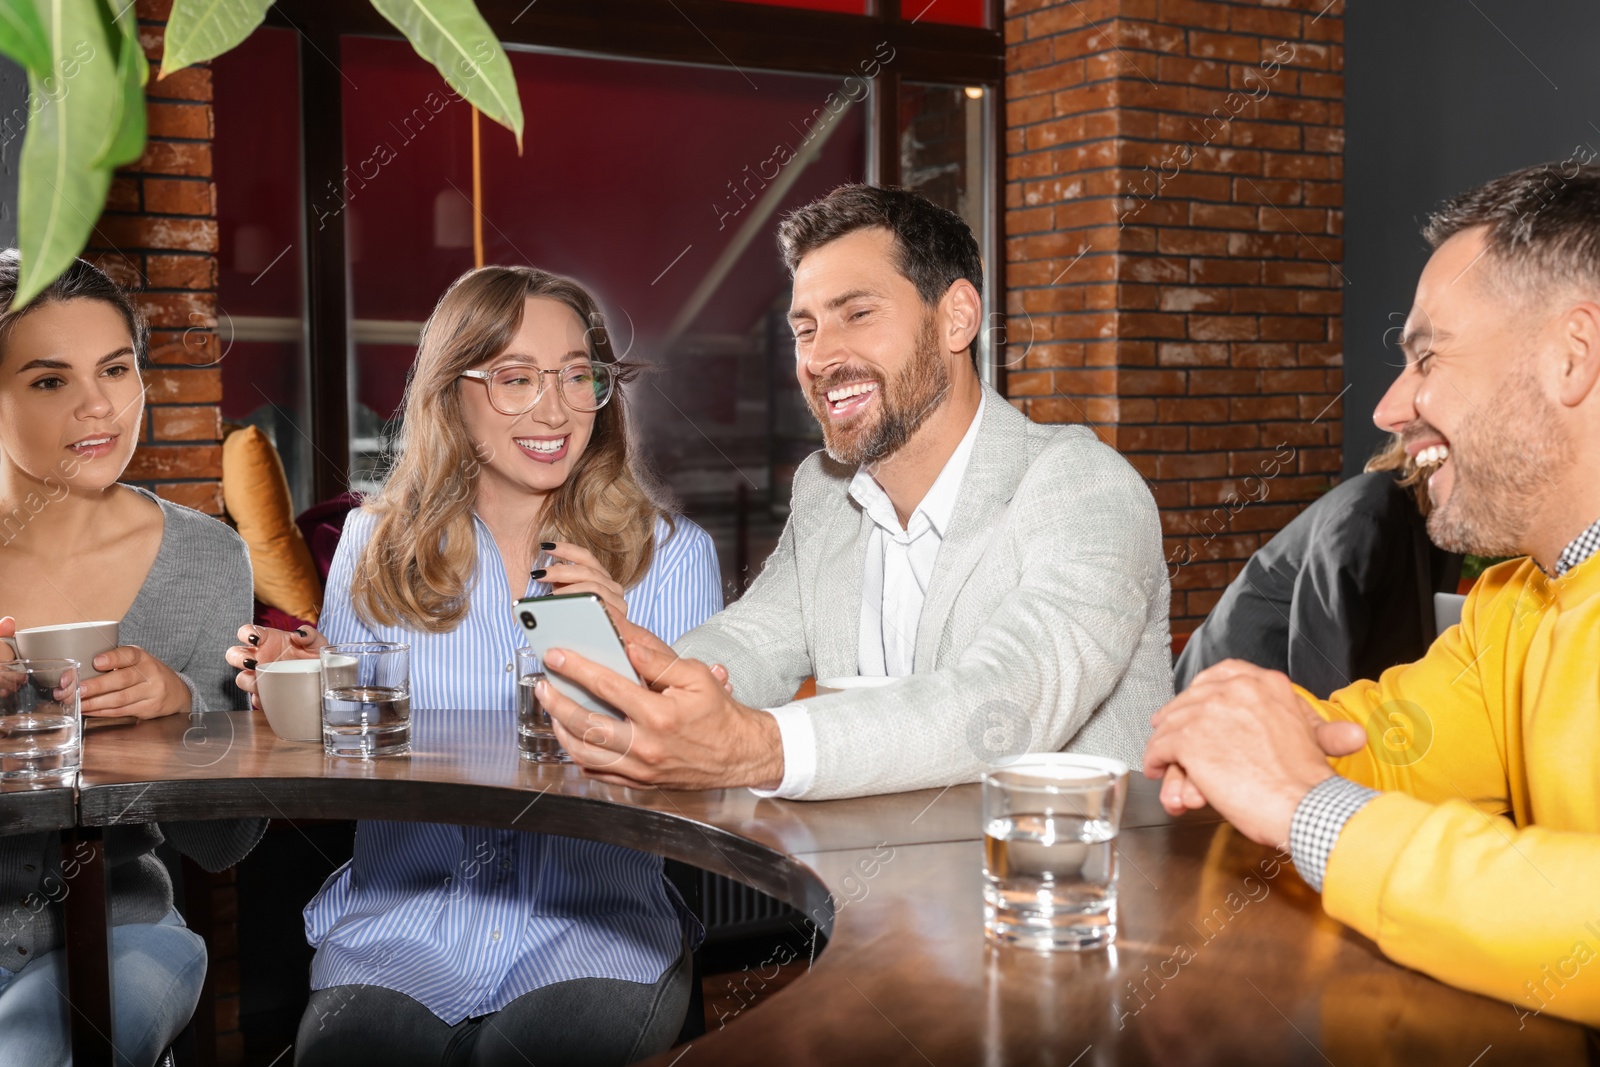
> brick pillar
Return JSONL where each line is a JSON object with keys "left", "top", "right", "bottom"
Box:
{"left": 1003, "top": 0, "right": 1344, "bottom": 633}
{"left": 87, "top": 0, "right": 223, "bottom": 516}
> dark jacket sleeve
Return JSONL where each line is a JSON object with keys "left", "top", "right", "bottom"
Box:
{"left": 1286, "top": 507, "right": 1388, "bottom": 699}
{"left": 161, "top": 818, "right": 269, "bottom": 873}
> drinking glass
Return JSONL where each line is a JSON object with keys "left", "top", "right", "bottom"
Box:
{"left": 321, "top": 643, "right": 411, "bottom": 758}
{"left": 982, "top": 754, "right": 1129, "bottom": 951}
{"left": 516, "top": 647, "right": 569, "bottom": 763}
{"left": 0, "top": 658, "right": 83, "bottom": 784}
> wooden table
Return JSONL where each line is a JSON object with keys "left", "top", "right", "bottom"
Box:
{"left": 67, "top": 708, "right": 1590, "bottom": 1065}
{"left": 0, "top": 777, "right": 77, "bottom": 834}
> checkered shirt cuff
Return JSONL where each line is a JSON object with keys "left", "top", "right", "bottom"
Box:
{"left": 1288, "top": 776, "right": 1380, "bottom": 892}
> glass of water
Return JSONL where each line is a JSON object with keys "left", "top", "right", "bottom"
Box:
{"left": 516, "top": 647, "right": 569, "bottom": 763}
{"left": 0, "top": 658, "right": 82, "bottom": 784}
{"left": 321, "top": 643, "right": 411, "bottom": 758}
{"left": 982, "top": 754, "right": 1129, "bottom": 951}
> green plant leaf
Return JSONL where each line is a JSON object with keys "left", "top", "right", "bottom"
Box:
{"left": 158, "top": 0, "right": 274, "bottom": 76}
{"left": 0, "top": 0, "right": 52, "bottom": 74}
{"left": 367, "top": 0, "right": 523, "bottom": 150}
{"left": 15, "top": 0, "right": 118, "bottom": 308}
{"left": 91, "top": 0, "right": 146, "bottom": 169}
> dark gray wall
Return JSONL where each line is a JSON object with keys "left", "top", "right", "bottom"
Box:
{"left": 1343, "top": 0, "right": 1600, "bottom": 475}
{"left": 0, "top": 57, "right": 22, "bottom": 250}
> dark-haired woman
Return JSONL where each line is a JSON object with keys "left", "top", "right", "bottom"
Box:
{"left": 230, "top": 266, "right": 722, "bottom": 1066}
{"left": 0, "top": 252, "right": 264, "bottom": 1067}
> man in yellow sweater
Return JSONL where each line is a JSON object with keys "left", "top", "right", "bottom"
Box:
{"left": 1143, "top": 160, "right": 1600, "bottom": 1028}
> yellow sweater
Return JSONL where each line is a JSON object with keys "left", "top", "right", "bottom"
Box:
{"left": 1307, "top": 552, "right": 1600, "bottom": 1027}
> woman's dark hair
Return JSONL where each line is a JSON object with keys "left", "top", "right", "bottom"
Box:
{"left": 0, "top": 250, "right": 149, "bottom": 366}
{"left": 777, "top": 183, "right": 984, "bottom": 315}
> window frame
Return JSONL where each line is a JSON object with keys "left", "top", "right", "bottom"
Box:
{"left": 268, "top": 0, "right": 1006, "bottom": 498}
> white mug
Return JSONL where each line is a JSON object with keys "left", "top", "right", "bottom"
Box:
{"left": 4, "top": 621, "right": 121, "bottom": 680}
{"left": 255, "top": 659, "right": 325, "bottom": 742}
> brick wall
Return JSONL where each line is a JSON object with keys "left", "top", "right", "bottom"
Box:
{"left": 1002, "top": 0, "right": 1344, "bottom": 633}
{"left": 87, "top": 0, "right": 224, "bottom": 517}
{"left": 83, "top": 3, "right": 241, "bottom": 1059}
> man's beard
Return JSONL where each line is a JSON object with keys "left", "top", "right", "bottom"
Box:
{"left": 1425, "top": 362, "right": 1569, "bottom": 557}
{"left": 806, "top": 315, "right": 950, "bottom": 467}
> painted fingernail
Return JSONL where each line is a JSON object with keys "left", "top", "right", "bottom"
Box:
{"left": 294, "top": 629, "right": 308, "bottom": 638}
{"left": 243, "top": 659, "right": 257, "bottom": 671}
{"left": 247, "top": 633, "right": 259, "bottom": 646}
{"left": 540, "top": 542, "right": 556, "bottom": 550}
{"left": 530, "top": 569, "right": 547, "bottom": 580}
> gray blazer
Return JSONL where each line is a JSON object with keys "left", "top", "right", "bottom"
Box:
{"left": 675, "top": 386, "right": 1172, "bottom": 800}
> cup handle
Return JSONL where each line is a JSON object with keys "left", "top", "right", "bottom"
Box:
{"left": 0, "top": 636, "right": 15, "bottom": 655}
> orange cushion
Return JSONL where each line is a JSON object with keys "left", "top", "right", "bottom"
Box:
{"left": 221, "top": 427, "right": 322, "bottom": 622}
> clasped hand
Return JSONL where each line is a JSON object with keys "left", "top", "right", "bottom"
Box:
{"left": 1142, "top": 659, "right": 1367, "bottom": 846}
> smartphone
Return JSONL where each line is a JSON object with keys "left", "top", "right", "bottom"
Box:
{"left": 514, "top": 593, "right": 641, "bottom": 720}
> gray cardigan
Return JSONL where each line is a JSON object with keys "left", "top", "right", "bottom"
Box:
{"left": 676, "top": 386, "right": 1172, "bottom": 799}
{"left": 0, "top": 487, "right": 267, "bottom": 971}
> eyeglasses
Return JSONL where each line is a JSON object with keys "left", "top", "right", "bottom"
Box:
{"left": 459, "top": 362, "right": 615, "bottom": 415}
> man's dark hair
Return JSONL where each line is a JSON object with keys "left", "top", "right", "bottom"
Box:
{"left": 1423, "top": 161, "right": 1600, "bottom": 300}
{"left": 0, "top": 250, "right": 149, "bottom": 367}
{"left": 777, "top": 183, "right": 984, "bottom": 311}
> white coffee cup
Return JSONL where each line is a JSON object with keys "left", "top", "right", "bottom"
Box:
{"left": 813, "top": 676, "right": 901, "bottom": 697}
{"left": 256, "top": 659, "right": 324, "bottom": 742}
{"left": 4, "top": 621, "right": 121, "bottom": 680}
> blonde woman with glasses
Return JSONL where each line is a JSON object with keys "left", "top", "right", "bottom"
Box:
{"left": 230, "top": 266, "right": 722, "bottom": 1066}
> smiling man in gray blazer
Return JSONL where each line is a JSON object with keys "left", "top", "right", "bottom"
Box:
{"left": 539, "top": 185, "right": 1173, "bottom": 800}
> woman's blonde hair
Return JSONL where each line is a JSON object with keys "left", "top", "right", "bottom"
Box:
{"left": 1364, "top": 433, "right": 1432, "bottom": 516}
{"left": 353, "top": 266, "right": 668, "bottom": 633}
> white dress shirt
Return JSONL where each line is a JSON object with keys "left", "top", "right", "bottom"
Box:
{"left": 759, "top": 404, "right": 984, "bottom": 798}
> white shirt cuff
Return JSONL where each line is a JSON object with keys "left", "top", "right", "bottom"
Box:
{"left": 750, "top": 703, "right": 816, "bottom": 800}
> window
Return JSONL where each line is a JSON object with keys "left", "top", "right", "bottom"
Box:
{"left": 229, "top": 0, "right": 1001, "bottom": 590}
{"left": 902, "top": 0, "right": 985, "bottom": 26}
{"left": 900, "top": 81, "right": 995, "bottom": 371}
{"left": 340, "top": 40, "right": 869, "bottom": 589}
{"left": 727, "top": 0, "right": 868, "bottom": 12}
{"left": 213, "top": 27, "right": 313, "bottom": 511}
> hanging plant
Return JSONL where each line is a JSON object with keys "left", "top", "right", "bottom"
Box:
{"left": 1, "top": 0, "right": 524, "bottom": 308}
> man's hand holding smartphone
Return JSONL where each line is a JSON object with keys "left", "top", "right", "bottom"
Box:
{"left": 537, "top": 621, "right": 782, "bottom": 792}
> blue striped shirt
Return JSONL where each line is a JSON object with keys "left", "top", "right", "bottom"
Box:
{"left": 304, "top": 508, "right": 723, "bottom": 1023}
